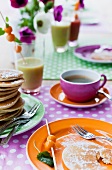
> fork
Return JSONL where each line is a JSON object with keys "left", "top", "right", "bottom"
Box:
{"left": 0, "top": 119, "right": 30, "bottom": 145}
{"left": 98, "top": 89, "right": 112, "bottom": 101}
{"left": 73, "top": 124, "right": 112, "bottom": 142}
{"left": 0, "top": 103, "right": 40, "bottom": 134}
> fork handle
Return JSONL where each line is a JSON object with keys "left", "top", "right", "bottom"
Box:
{"left": 96, "top": 136, "right": 112, "bottom": 142}
{"left": 0, "top": 118, "right": 29, "bottom": 135}
{"left": 0, "top": 114, "right": 25, "bottom": 134}
{"left": 0, "top": 125, "right": 18, "bottom": 145}
{"left": 0, "top": 119, "right": 14, "bottom": 134}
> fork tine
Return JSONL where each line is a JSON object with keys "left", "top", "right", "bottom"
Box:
{"left": 76, "top": 124, "right": 87, "bottom": 134}
{"left": 28, "top": 103, "right": 40, "bottom": 114}
{"left": 27, "top": 103, "right": 37, "bottom": 114}
{"left": 73, "top": 126, "right": 85, "bottom": 137}
{"left": 32, "top": 103, "right": 40, "bottom": 114}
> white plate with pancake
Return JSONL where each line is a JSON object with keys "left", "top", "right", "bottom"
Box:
{"left": 0, "top": 93, "right": 45, "bottom": 137}
{"left": 74, "top": 45, "right": 112, "bottom": 64}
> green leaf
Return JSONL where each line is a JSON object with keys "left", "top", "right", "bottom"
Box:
{"left": 5, "top": 17, "right": 9, "bottom": 22}
{"left": 14, "top": 37, "right": 22, "bottom": 43}
{"left": 44, "top": 1, "right": 53, "bottom": 13}
{"left": 0, "top": 28, "right": 5, "bottom": 36}
{"left": 19, "top": 17, "right": 36, "bottom": 32}
{"left": 18, "top": 0, "right": 40, "bottom": 32}
{"left": 20, "top": 9, "right": 25, "bottom": 15}
{"left": 6, "top": 23, "right": 9, "bottom": 28}
{"left": 37, "top": 151, "right": 54, "bottom": 167}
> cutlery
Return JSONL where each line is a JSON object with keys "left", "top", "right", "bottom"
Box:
{"left": 98, "top": 89, "right": 112, "bottom": 101}
{"left": 73, "top": 124, "right": 112, "bottom": 142}
{"left": 0, "top": 119, "right": 29, "bottom": 145}
{"left": 0, "top": 103, "right": 40, "bottom": 134}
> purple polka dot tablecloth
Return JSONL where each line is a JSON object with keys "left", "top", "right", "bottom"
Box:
{"left": 1, "top": 84, "right": 112, "bottom": 170}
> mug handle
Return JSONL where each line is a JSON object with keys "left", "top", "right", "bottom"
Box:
{"left": 99, "top": 74, "right": 107, "bottom": 89}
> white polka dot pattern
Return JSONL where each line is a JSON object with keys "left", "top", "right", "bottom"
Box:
{"left": 0, "top": 85, "right": 112, "bottom": 170}
{"left": 43, "top": 42, "right": 112, "bottom": 80}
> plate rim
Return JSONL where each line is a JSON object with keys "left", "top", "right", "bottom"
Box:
{"left": 0, "top": 93, "right": 45, "bottom": 138}
{"left": 81, "top": 18, "right": 99, "bottom": 25}
{"left": 50, "top": 83, "right": 108, "bottom": 108}
{"left": 74, "top": 44, "right": 112, "bottom": 64}
{"left": 26, "top": 117, "right": 112, "bottom": 170}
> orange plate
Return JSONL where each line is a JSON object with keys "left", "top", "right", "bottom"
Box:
{"left": 26, "top": 118, "right": 112, "bottom": 170}
{"left": 50, "top": 83, "right": 108, "bottom": 108}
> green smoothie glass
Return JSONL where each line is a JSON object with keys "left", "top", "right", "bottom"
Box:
{"left": 51, "top": 20, "right": 70, "bottom": 53}
{"left": 15, "top": 41, "right": 44, "bottom": 95}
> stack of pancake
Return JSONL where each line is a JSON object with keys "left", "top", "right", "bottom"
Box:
{"left": 0, "top": 69, "right": 25, "bottom": 124}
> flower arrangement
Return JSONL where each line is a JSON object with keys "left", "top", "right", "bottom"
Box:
{"left": 10, "top": 0, "right": 54, "bottom": 44}
{"left": 0, "top": 0, "right": 63, "bottom": 44}
{"left": 0, "top": 0, "right": 63, "bottom": 56}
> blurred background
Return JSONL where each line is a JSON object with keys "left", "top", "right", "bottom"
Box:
{"left": 0, "top": 0, "right": 112, "bottom": 68}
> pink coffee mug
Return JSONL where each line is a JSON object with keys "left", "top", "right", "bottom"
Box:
{"left": 60, "top": 69, "right": 107, "bottom": 102}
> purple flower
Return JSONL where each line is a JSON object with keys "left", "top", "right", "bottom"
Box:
{"left": 80, "top": 0, "right": 85, "bottom": 9}
{"left": 53, "top": 5, "right": 63, "bottom": 22}
{"left": 10, "top": 0, "right": 28, "bottom": 8}
{"left": 19, "top": 27, "right": 36, "bottom": 44}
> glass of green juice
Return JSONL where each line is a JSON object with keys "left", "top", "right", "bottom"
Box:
{"left": 51, "top": 20, "right": 70, "bottom": 53}
{"left": 15, "top": 41, "right": 44, "bottom": 95}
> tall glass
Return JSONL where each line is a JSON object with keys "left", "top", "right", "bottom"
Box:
{"left": 51, "top": 20, "right": 70, "bottom": 53}
{"left": 15, "top": 41, "right": 44, "bottom": 95}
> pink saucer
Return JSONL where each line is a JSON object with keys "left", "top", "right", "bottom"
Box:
{"left": 50, "top": 83, "right": 109, "bottom": 108}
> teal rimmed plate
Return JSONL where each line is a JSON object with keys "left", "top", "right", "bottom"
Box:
{"left": 0, "top": 93, "right": 45, "bottom": 138}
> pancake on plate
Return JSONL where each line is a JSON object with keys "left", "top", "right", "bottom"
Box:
{"left": 0, "top": 91, "right": 20, "bottom": 110}
{"left": 0, "top": 69, "right": 23, "bottom": 81}
{"left": 0, "top": 89, "right": 18, "bottom": 96}
{"left": 90, "top": 51, "right": 112, "bottom": 61}
{"left": 0, "top": 85, "right": 21, "bottom": 91}
{"left": 62, "top": 141, "right": 112, "bottom": 170}
{"left": 0, "top": 97, "right": 25, "bottom": 113}
{"left": 0, "top": 69, "right": 25, "bottom": 125}
{"left": 0, "top": 78, "right": 24, "bottom": 88}
{"left": 0, "top": 90, "right": 18, "bottom": 102}
{"left": 0, "top": 108, "right": 23, "bottom": 121}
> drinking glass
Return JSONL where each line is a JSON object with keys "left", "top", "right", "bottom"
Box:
{"left": 51, "top": 20, "right": 70, "bottom": 53}
{"left": 68, "top": 13, "right": 81, "bottom": 47}
{"left": 14, "top": 40, "right": 44, "bottom": 95}
{"left": 69, "top": 19, "right": 80, "bottom": 47}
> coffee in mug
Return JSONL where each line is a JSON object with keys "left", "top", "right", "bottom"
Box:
{"left": 60, "top": 69, "right": 107, "bottom": 102}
